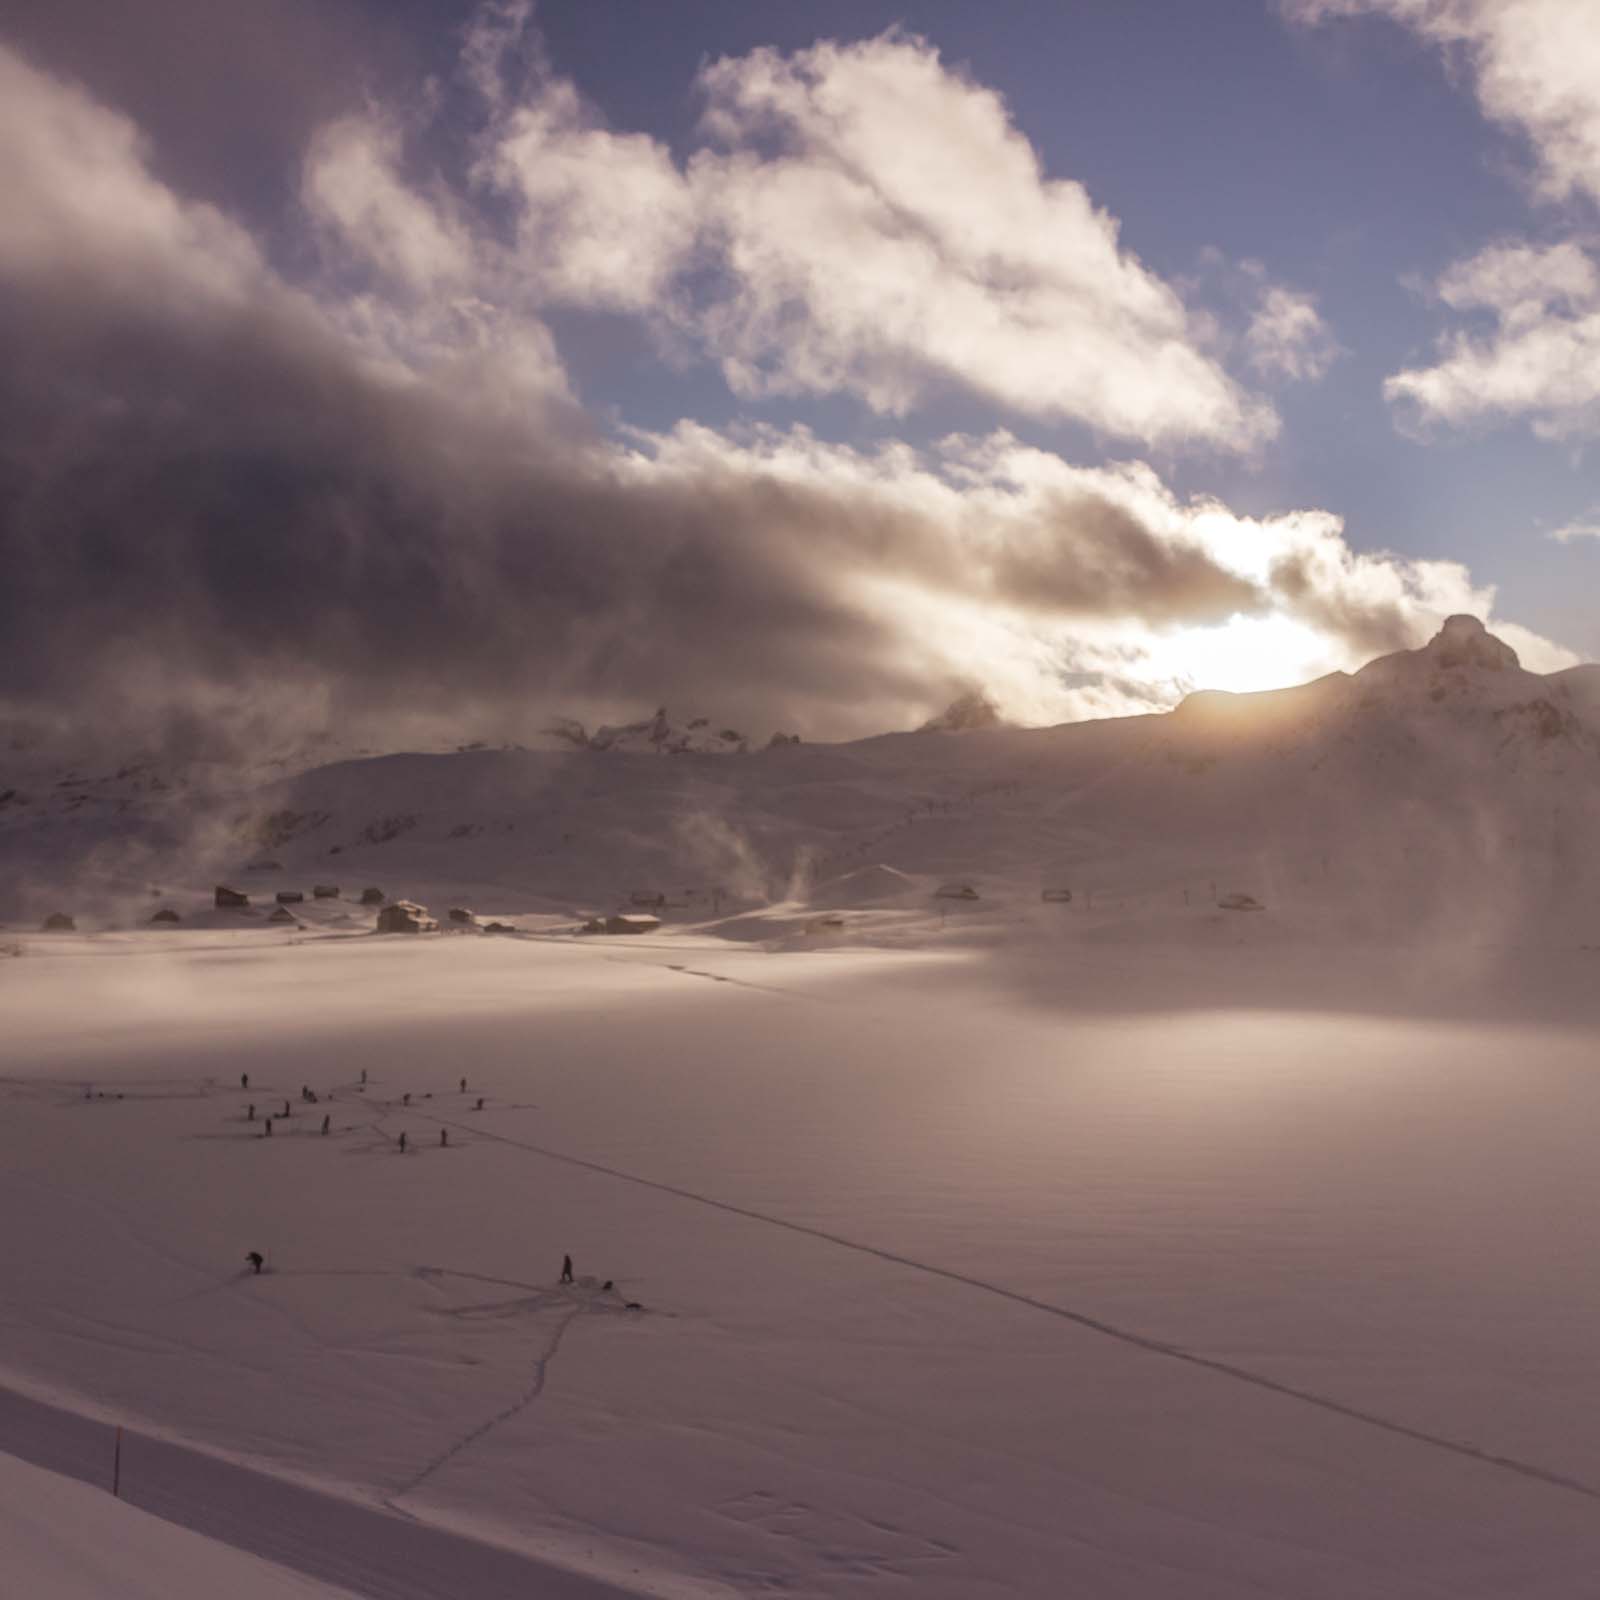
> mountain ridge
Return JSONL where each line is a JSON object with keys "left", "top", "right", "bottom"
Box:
{"left": 6, "top": 617, "right": 1600, "bottom": 944}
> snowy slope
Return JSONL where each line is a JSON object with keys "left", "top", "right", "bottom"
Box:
{"left": 8, "top": 620, "right": 1600, "bottom": 1596}
{"left": 5, "top": 617, "right": 1599, "bottom": 947}
{"left": 8, "top": 931, "right": 1600, "bottom": 1596}
{"left": 0, "top": 1451, "right": 356, "bottom": 1600}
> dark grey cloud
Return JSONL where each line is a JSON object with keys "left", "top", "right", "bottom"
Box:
{"left": 993, "top": 495, "right": 1262, "bottom": 622}
{"left": 0, "top": 279, "right": 915, "bottom": 739}
{"left": 0, "top": 0, "right": 441, "bottom": 219}
{"left": 1268, "top": 550, "right": 1415, "bottom": 658}
{"left": 0, "top": 28, "right": 1556, "bottom": 750}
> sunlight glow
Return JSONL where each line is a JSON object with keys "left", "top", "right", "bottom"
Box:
{"left": 1155, "top": 614, "right": 1343, "bottom": 696}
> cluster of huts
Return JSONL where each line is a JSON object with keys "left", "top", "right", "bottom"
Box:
{"left": 210, "top": 884, "right": 520, "bottom": 935}
{"left": 209, "top": 882, "right": 388, "bottom": 925}
{"left": 581, "top": 912, "right": 661, "bottom": 936}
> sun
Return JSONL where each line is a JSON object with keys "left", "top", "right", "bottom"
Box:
{"left": 1156, "top": 614, "right": 1343, "bottom": 697}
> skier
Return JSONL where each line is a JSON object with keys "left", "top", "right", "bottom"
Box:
{"left": 561, "top": 1254, "right": 574, "bottom": 1284}
{"left": 282, "top": 1099, "right": 291, "bottom": 1117}
{"left": 440, "top": 1129, "right": 448, "bottom": 1148}
{"left": 398, "top": 1131, "right": 407, "bottom": 1154}
{"left": 246, "top": 1251, "right": 264, "bottom": 1274}
{"left": 459, "top": 1077, "right": 467, "bottom": 1094}
{"left": 241, "top": 1073, "right": 249, "bottom": 1090}
{"left": 246, "top": 1104, "right": 255, "bottom": 1121}
{"left": 321, "top": 1114, "right": 331, "bottom": 1136}
{"left": 360, "top": 1069, "right": 367, "bottom": 1085}
{"left": 264, "top": 1119, "right": 272, "bottom": 1138}
{"left": 402, "top": 1092, "right": 410, "bottom": 1107}
{"left": 475, "top": 1098, "right": 484, "bottom": 1111}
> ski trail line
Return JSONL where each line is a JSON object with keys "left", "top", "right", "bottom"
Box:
{"left": 388, "top": 1304, "right": 581, "bottom": 1502}
{"left": 412, "top": 1108, "right": 1600, "bottom": 1508}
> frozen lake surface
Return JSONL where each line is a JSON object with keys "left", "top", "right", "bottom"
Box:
{"left": 4, "top": 929, "right": 1600, "bottom": 1596}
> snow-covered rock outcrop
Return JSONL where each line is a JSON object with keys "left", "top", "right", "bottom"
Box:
{"left": 920, "top": 690, "right": 1005, "bottom": 732}
{"left": 546, "top": 708, "right": 750, "bottom": 754}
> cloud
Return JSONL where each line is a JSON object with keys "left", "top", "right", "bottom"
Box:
{"left": 1384, "top": 241, "right": 1600, "bottom": 438}
{"left": 1285, "top": 0, "right": 1600, "bottom": 207}
{"left": 304, "top": 116, "right": 475, "bottom": 295}
{"left": 0, "top": 37, "right": 1573, "bottom": 752}
{"left": 1287, "top": 4, "right": 1600, "bottom": 439}
{"left": 470, "top": 24, "right": 1277, "bottom": 452}
{"left": 1551, "top": 515, "right": 1600, "bottom": 543}
{"left": 1244, "top": 283, "right": 1341, "bottom": 383}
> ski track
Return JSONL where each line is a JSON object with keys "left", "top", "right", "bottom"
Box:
{"left": 387, "top": 1301, "right": 582, "bottom": 1503}
{"left": 403, "top": 1107, "right": 1600, "bottom": 1509}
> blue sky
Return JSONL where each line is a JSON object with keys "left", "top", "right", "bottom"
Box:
{"left": 533, "top": 0, "right": 1600, "bottom": 649}
{"left": 2, "top": 0, "right": 1598, "bottom": 739}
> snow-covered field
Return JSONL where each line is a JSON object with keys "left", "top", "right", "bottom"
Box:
{"left": 7, "top": 623, "right": 1600, "bottom": 1593}
{"left": 7, "top": 925, "right": 1600, "bottom": 1596}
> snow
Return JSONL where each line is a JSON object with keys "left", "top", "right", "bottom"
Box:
{"left": 6, "top": 622, "right": 1600, "bottom": 1594}
{"left": 7, "top": 618, "right": 1600, "bottom": 950}
{"left": 0, "top": 1451, "right": 355, "bottom": 1600}
{"left": 6, "top": 930, "right": 1600, "bottom": 1595}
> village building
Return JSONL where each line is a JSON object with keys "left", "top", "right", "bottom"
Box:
{"left": 376, "top": 900, "right": 439, "bottom": 934}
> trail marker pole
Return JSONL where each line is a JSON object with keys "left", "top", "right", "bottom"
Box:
{"left": 112, "top": 1426, "right": 122, "bottom": 1498}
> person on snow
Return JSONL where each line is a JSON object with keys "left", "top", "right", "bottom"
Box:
{"left": 321, "top": 1114, "right": 331, "bottom": 1136}
{"left": 398, "top": 1131, "right": 407, "bottom": 1153}
{"left": 241, "top": 1073, "right": 249, "bottom": 1090}
{"left": 561, "top": 1254, "right": 574, "bottom": 1284}
{"left": 245, "top": 1251, "right": 264, "bottom": 1274}
{"left": 246, "top": 1104, "right": 255, "bottom": 1121}
{"left": 439, "top": 1129, "right": 448, "bottom": 1147}
{"left": 264, "top": 1119, "right": 272, "bottom": 1138}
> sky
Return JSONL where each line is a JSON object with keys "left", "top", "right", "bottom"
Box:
{"left": 3, "top": 0, "right": 1599, "bottom": 747}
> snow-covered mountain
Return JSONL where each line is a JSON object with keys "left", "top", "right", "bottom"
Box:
{"left": 5, "top": 617, "right": 1599, "bottom": 943}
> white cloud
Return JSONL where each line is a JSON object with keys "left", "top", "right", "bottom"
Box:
{"left": 1437, "top": 238, "right": 1600, "bottom": 312}
{"left": 1285, "top": 0, "right": 1600, "bottom": 206}
{"left": 300, "top": 109, "right": 569, "bottom": 403}
{"left": 1551, "top": 515, "right": 1600, "bottom": 543}
{"left": 486, "top": 78, "right": 699, "bottom": 314}
{"left": 474, "top": 28, "right": 1277, "bottom": 452}
{"left": 1385, "top": 241, "right": 1600, "bottom": 437}
{"left": 1244, "top": 283, "right": 1341, "bottom": 382}
{"left": 304, "top": 117, "right": 474, "bottom": 294}
{"left": 0, "top": 43, "right": 265, "bottom": 306}
{"left": 1288, "top": 2, "right": 1600, "bottom": 439}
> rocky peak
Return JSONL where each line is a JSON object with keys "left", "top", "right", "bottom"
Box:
{"left": 920, "top": 690, "right": 1005, "bottom": 733}
{"left": 1424, "top": 615, "right": 1520, "bottom": 673}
